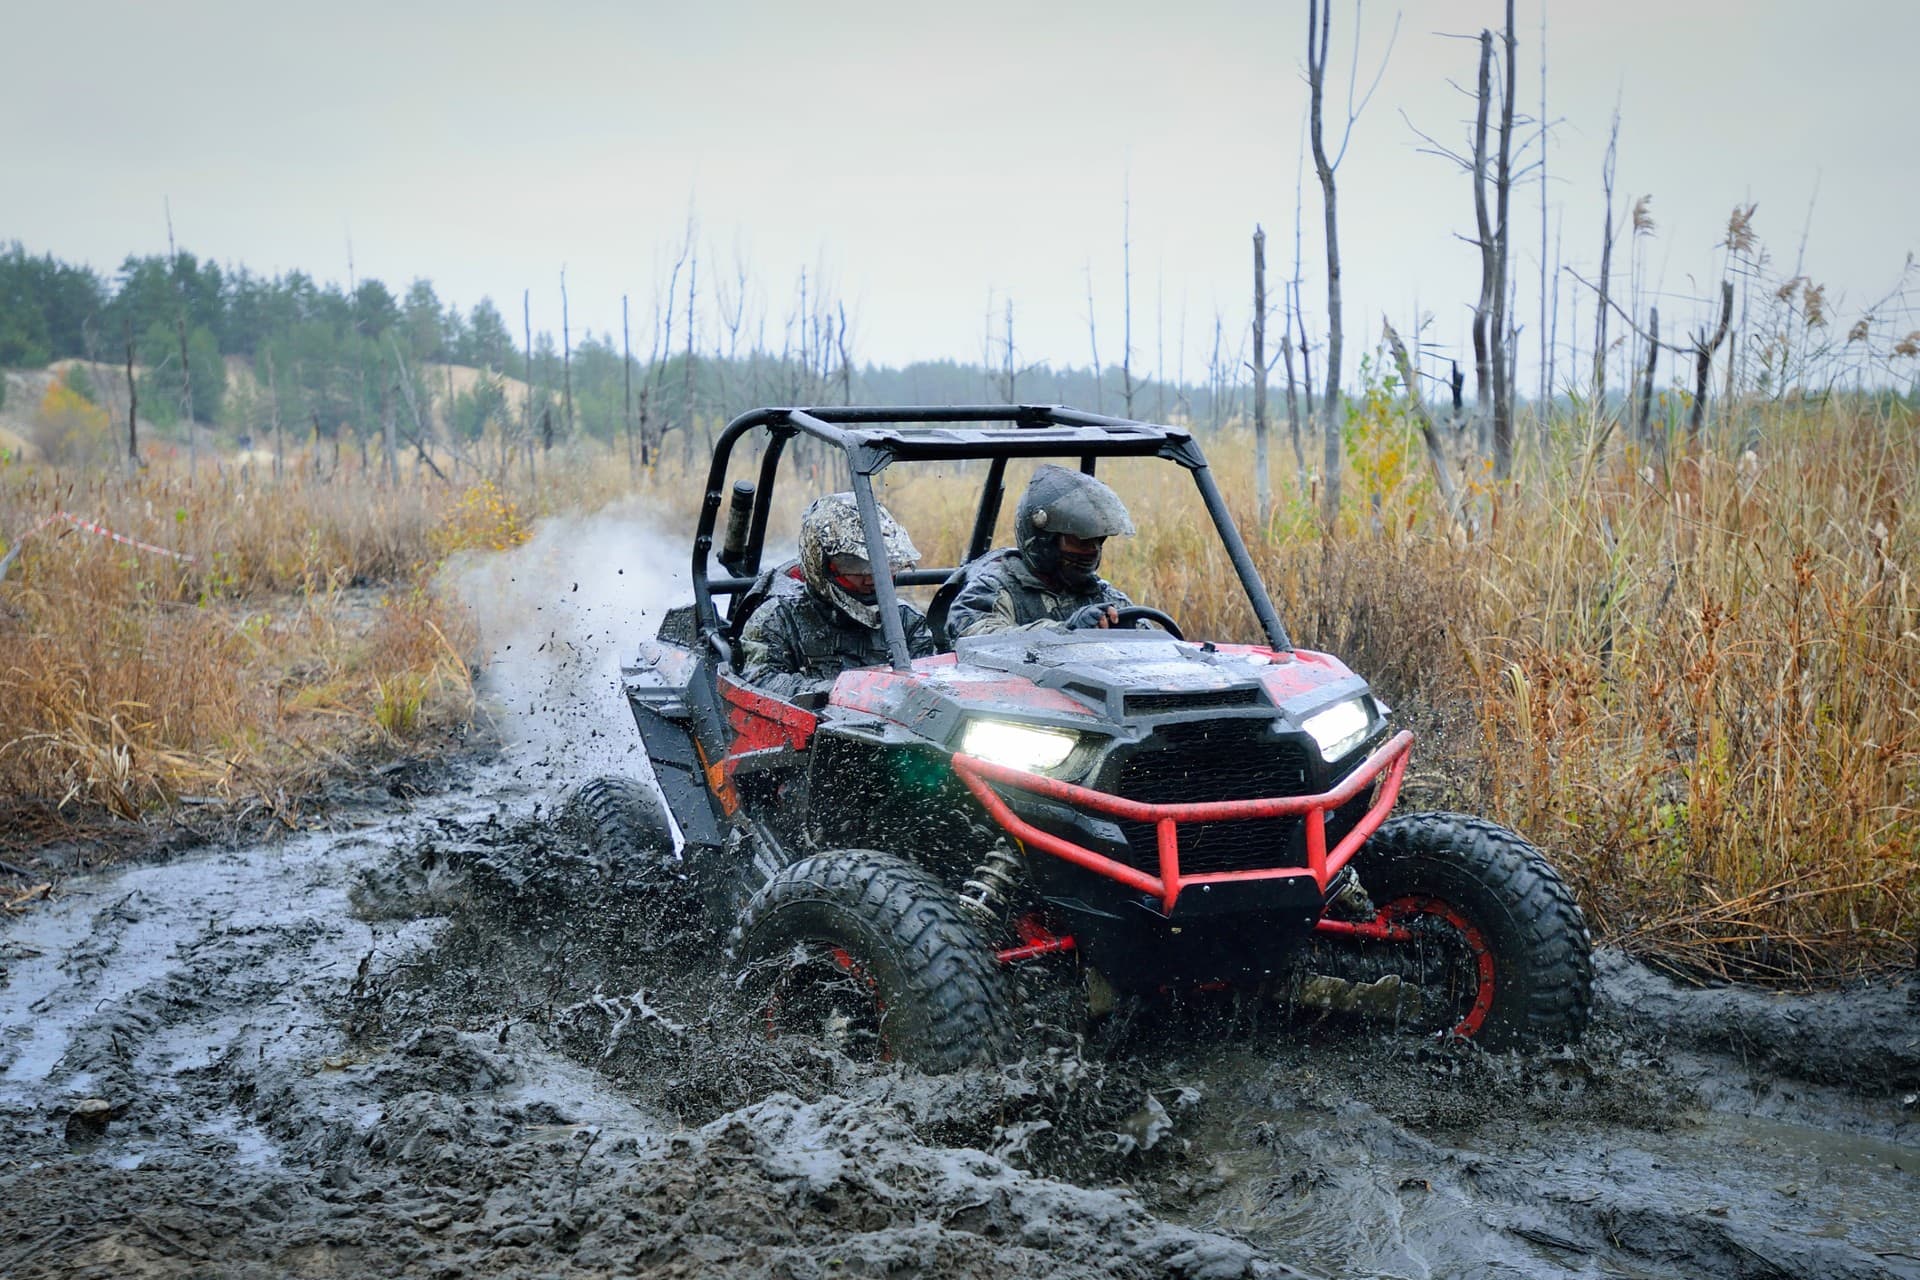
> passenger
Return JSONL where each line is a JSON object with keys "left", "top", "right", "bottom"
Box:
{"left": 738, "top": 493, "right": 935, "bottom": 701}
{"left": 946, "top": 464, "right": 1135, "bottom": 637}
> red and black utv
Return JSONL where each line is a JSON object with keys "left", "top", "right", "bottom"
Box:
{"left": 571, "top": 405, "right": 1591, "bottom": 1070}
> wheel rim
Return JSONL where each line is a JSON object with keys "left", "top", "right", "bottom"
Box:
{"left": 1379, "top": 895, "right": 1497, "bottom": 1039}
{"left": 758, "top": 943, "right": 892, "bottom": 1062}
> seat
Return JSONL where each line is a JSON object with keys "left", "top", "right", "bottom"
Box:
{"left": 726, "top": 558, "right": 804, "bottom": 649}
{"left": 926, "top": 556, "right": 999, "bottom": 651}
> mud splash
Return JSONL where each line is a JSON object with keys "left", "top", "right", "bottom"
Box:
{"left": 0, "top": 771, "right": 1277, "bottom": 1279}
{"left": 6, "top": 772, "right": 1915, "bottom": 1278}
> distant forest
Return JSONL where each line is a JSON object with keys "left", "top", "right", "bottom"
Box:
{"left": 0, "top": 242, "right": 1233, "bottom": 450}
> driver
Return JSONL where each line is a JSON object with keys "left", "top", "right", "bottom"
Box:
{"left": 739, "top": 492, "right": 935, "bottom": 700}
{"left": 946, "top": 464, "right": 1136, "bottom": 638}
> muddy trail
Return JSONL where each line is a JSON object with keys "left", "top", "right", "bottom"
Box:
{"left": 5, "top": 516, "right": 1920, "bottom": 1278}
{"left": 4, "top": 748, "right": 1917, "bottom": 1280}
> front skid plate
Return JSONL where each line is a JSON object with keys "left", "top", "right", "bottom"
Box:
{"left": 1058, "top": 903, "right": 1323, "bottom": 991}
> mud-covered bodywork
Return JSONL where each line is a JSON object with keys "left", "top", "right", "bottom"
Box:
{"left": 604, "top": 405, "right": 1589, "bottom": 1055}
{"left": 627, "top": 621, "right": 1407, "bottom": 988}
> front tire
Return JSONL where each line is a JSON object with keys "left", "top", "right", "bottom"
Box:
{"left": 1347, "top": 812, "right": 1592, "bottom": 1049}
{"left": 730, "top": 851, "right": 1014, "bottom": 1072}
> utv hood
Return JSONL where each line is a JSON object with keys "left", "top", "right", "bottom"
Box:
{"left": 828, "top": 628, "right": 1374, "bottom": 747}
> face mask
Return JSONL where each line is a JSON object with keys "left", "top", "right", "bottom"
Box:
{"left": 831, "top": 571, "right": 878, "bottom": 604}
{"left": 1057, "top": 541, "right": 1102, "bottom": 584}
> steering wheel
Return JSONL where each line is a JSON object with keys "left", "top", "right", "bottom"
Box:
{"left": 1112, "top": 605, "right": 1184, "bottom": 640}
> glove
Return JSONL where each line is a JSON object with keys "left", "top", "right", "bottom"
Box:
{"left": 1065, "top": 603, "right": 1115, "bottom": 630}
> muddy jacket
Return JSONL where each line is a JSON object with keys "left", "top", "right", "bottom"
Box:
{"left": 739, "top": 574, "right": 935, "bottom": 701}
{"left": 946, "top": 548, "right": 1132, "bottom": 638}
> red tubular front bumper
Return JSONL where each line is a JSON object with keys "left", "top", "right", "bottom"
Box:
{"left": 952, "top": 729, "right": 1413, "bottom": 916}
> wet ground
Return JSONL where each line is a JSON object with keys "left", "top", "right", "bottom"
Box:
{"left": 6, "top": 747, "right": 1917, "bottom": 1280}
{"left": 5, "top": 515, "right": 1918, "bottom": 1278}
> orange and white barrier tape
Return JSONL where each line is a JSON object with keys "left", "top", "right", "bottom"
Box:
{"left": 4, "top": 511, "right": 197, "bottom": 566}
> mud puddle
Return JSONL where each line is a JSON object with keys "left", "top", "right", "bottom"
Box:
{"left": 9, "top": 775, "right": 1912, "bottom": 1280}
{"left": 1, "top": 760, "right": 1282, "bottom": 1279}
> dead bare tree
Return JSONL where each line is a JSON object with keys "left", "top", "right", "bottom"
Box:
{"left": 1592, "top": 105, "right": 1621, "bottom": 403}
{"left": 265, "top": 348, "right": 282, "bottom": 482}
{"left": 1468, "top": 31, "right": 1497, "bottom": 460}
{"left": 1251, "top": 225, "right": 1273, "bottom": 528}
{"left": 1690, "top": 281, "right": 1734, "bottom": 442}
{"left": 1122, "top": 182, "right": 1136, "bottom": 417}
{"left": 1636, "top": 306, "right": 1660, "bottom": 446}
{"left": 165, "top": 200, "right": 197, "bottom": 476}
{"left": 1176, "top": 292, "right": 1191, "bottom": 420}
{"left": 1297, "top": 284, "right": 1316, "bottom": 427}
{"left": 622, "top": 294, "right": 636, "bottom": 473}
{"left": 1535, "top": 2, "right": 1552, "bottom": 433}
{"left": 125, "top": 318, "right": 140, "bottom": 473}
{"left": 1381, "top": 317, "right": 1467, "bottom": 532}
{"left": 713, "top": 247, "right": 751, "bottom": 419}
{"left": 1410, "top": 6, "right": 1519, "bottom": 477}
{"left": 1284, "top": 129, "right": 1310, "bottom": 493}
{"left": 1289, "top": 127, "right": 1315, "bottom": 434}
{"left": 1207, "top": 311, "right": 1225, "bottom": 430}
{"left": 1306, "top": 0, "right": 1398, "bottom": 527}
{"left": 522, "top": 289, "right": 537, "bottom": 485}
{"left": 1489, "top": 0, "right": 1518, "bottom": 478}
{"left": 1155, "top": 271, "right": 1166, "bottom": 422}
{"left": 684, "top": 236, "right": 700, "bottom": 450}
{"left": 387, "top": 336, "right": 455, "bottom": 482}
{"left": 835, "top": 302, "right": 854, "bottom": 405}
{"left": 1549, "top": 206, "right": 1563, "bottom": 405}
{"left": 1084, "top": 261, "right": 1104, "bottom": 412}
{"left": 1570, "top": 267, "right": 1737, "bottom": 460}
{"left": 995, "top": 296, "right": 1043, "bottom": 403}
{"left": 560, "top": 267, "right": 574, "bottom": 440}
{"left": 642, "top": 232, "right": 691, "bottom": 465}
{"left": 1280, "top": 326, "right": 1306, "bottom": 493}
{"left": 380, "top": 380, "right": 399, "bottom": 485}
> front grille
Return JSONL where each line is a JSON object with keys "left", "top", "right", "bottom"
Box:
{"left": 1124, "top": 687, "right": 1264, "bottom": 716}
{"left": 1098, "top": 719, "right": 1316, "bottom": 875}
{"left": 1105, "top": 719, "right": 1312, "bottom": 803}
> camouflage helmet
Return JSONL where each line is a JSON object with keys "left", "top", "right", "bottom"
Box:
{"left": 798, "top": 492, "right": 920, "bottom": 628}
{"left": 1014, "top": 464, "right": 1135, "bottom": 586}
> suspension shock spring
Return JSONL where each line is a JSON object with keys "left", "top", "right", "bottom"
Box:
{"left": 959, "top": 840, "right": 1022, "bottom": 923}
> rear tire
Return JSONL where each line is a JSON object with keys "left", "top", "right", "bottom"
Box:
{"left": 731, "top": 851, "right": 1014, "bottom": 1072}
{"left": 1348, "top": 812, "right": 1592, "bottom": 1049}
{"left": 561, "top": 776, "right": 675, "bottom": 878}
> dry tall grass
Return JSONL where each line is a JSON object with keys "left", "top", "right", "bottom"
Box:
{"left": 1088, "top": 406, "right": 1915, "bottom": 983}
{"left": 0, "top": 465, "right": 493, "bottom": 832}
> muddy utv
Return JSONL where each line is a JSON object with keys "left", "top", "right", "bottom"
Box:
{"left": 571, "top": 405, "right": 1591, "bottom": 1070}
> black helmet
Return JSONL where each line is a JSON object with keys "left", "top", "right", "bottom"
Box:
{"left": 1014, "top": 464, "right": 1134, "bottom": 587}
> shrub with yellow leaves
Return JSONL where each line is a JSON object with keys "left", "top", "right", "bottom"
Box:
{"left": 431, "top": 480, "right": 532, "bottom": 555}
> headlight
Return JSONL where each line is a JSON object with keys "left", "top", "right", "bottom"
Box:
{"left": 960, "top": 720, "right": 1079, "bottom": 773}
{"left": 1301, "top": 697, "right": 1372, "bottom": 762}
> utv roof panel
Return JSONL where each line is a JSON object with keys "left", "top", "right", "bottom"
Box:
{"left": 739, "top": 405, "right": 1200, "bottom": 472}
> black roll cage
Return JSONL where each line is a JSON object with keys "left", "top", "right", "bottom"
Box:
{"left": 691, "top": 404, "right": 1294, "bottom": 670}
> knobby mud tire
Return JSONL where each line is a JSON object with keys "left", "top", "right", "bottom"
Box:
{"left": 1353, "top": 812, "right": 1593, "bottom": 1050}
{"left": 730, "top": 851, "right": 1016, "bottom": 1072}
{"left": 561, "top": 776, "right": 674, "bottom": 876}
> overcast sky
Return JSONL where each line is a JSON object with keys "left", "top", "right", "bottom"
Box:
{"left": 9, "top": 1, "right": 1916, "bottom": 392}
